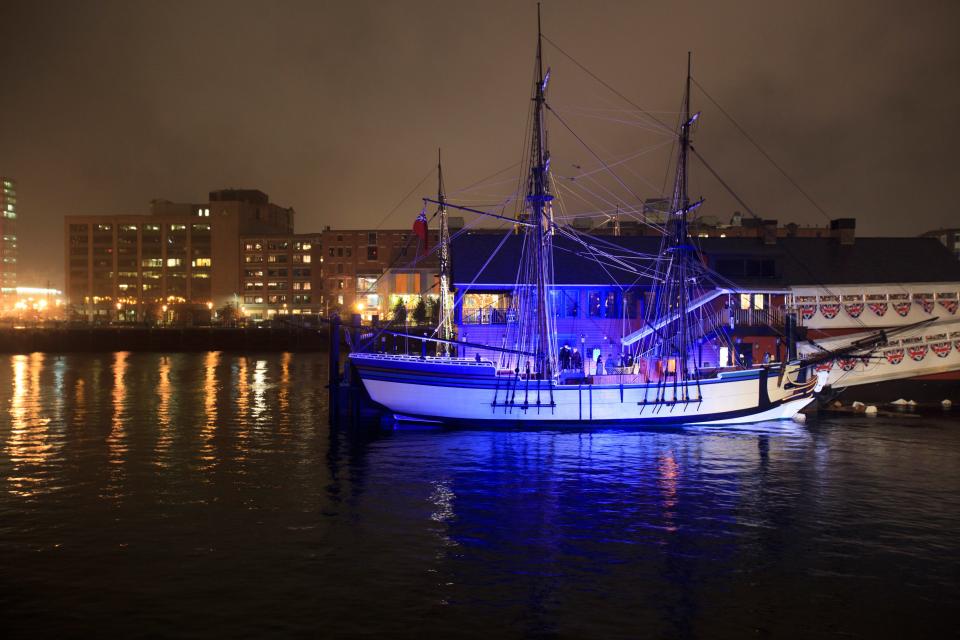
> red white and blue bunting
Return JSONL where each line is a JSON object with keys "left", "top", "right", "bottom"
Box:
{"left": 932, "top": 342, "right": 952, "bottom": 358}
{"left": 883, "top": 348, "right": 904, "bottom": 365}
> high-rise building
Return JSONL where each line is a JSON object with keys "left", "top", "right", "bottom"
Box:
{"left": 1, "top": 177, "right": 17, "bottom": 289}
{"left": 65, "top": 188, "right": 295, "bottom": 321}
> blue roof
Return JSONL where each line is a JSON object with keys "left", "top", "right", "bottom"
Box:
{"left": 450, "top": 232, "right": 960, "bottom": 288}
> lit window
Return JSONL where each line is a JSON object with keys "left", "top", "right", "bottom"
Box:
{"left": 167, "top": 258, "right": 182, "bottom": 267}
{"left": 739, "top": 293, "right": 751, "bottom": 310}
{"left": 303, "top": 254, "right": 311, "bottom": 263}
{"left": 337, "top": 295, "right": 344, "bottom": 305}
{"left": 192, "top": 258, "right": 212, "bottom": 267}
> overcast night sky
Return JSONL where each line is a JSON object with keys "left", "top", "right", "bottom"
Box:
{"left": 2, "top": 0, "right": 958, "bottom": 286}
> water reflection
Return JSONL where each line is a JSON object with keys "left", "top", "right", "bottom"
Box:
{"left": 199, "top": 351, "right": 219, "bottom": 472}
{"left": 0, "top": 353, "right": 956, "bottom": 638}
{"left": 106, "top": 353, "right": 129, "bottom": 496}
{"left": 4, "top": 354, "right": 54, "bottom": 498}
{"left": 155, "top": 356, "right": 172, "bottom": 466}
{"left": 252, "top": 359, "right": 268, "bottom": 423}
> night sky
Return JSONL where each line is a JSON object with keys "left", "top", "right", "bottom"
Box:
{"left": 2, "top": 0, "right": 958, "bottom": 286}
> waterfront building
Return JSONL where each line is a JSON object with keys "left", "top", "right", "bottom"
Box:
{"left": 1, "top": 177, "right": 17, "bottom": 290}
{"left": 238, "top": 233, "right": 324, "bottom": 319}
{"left": 65, "top": 189, "right": 294, "bottom": 321}
{"left": 450, "top": 219, "right": 960, "bottom": 372}
{"left": 920, "top": 227, "right": 960, "bottom": 260}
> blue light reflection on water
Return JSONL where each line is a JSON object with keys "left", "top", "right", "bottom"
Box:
{"left": 0, "top": 352, "right": 958, "bottom": 638}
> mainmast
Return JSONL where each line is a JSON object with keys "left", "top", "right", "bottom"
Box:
{"left": 526, "top": 3, "right": 556, "bottom": 376}
{"left": 437, "top": 148, "right": 454, "bottom": 355}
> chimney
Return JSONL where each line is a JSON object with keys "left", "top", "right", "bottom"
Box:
{"left": 761, "top": 219, "right": 778, "bottom": 245}
{"left": 830, "top": 218, "right": 856, "bottom": 245}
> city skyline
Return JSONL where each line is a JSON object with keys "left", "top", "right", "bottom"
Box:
{"left": 2, "top": 0, "right": 959, "bottom": 286}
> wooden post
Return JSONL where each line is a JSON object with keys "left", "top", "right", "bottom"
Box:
{"left": 328, "top": 315, "right": 341, "bottom": 426}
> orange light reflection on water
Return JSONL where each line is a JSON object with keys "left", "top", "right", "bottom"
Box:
{"left": 5, "top": 354, "right": 53, "bottom": 497}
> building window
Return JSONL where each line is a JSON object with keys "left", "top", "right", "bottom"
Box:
{"left": 345, "top": 248, "right": 351, "bottom": 257}
{"left": 367, "top": 246, "right": 378, "bottom": 261}
{"left": 337, "top": 294, "right": 344, "bottom": 305}
{"left": 367, "top": 232, "right": 377, "bottom": 244}
{"left": 338, "top": 280, "right": 344, "bottom": 290}
{"left": 192, "top": 258, "right": 212, "bottom": 267}
{"left": 245, "top": 241, "right": 262, "bottom": 251}
{"left": 337, "top": 248, "right": 343, "bottom": 257}
{"left": 588, "top": 291, "right": 602, "bottom": 317}
{"left": 336, "top": 263, "right": 343, "bottom": 274}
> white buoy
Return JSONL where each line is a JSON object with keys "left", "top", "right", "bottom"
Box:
{"left": 792, "top": 413, "right": 807, "bottom": 424}
{"left": 865, "top": 405, "right": 878, "bottom": 415}
{"left": 943, "top": 399, "right": 953, "bottom": 409}
{"left": 852, "top": 401, "right": 866, "bottom": 411}
{"left": 907, "top": 399, "right": 918, "bottom": 406}
{"left": 891, "top": 398, "right": 908, "bottom": 405}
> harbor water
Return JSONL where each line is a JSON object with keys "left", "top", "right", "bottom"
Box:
{"left": 1, "top": 352, "right": 958, "bottom": 638}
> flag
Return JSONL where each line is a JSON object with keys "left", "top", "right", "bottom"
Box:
{"left": 413, "top": 210, "right": 428, "bottom": 255}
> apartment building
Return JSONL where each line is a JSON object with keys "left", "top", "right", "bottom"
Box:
{"left": 239, "top": 233, "right": 323, "bottom": 319}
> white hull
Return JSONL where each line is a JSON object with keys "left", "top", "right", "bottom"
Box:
{"left": 350, "top": 353, "right": 816, "bottom": 426}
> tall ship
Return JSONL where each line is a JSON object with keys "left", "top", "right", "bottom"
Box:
{"left": 348, "top": 11, "right": 823, "bottom": 426}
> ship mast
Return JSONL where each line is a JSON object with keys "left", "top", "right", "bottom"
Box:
{"left": 671, "top": 52, "right": 700, "bottom": 390}
{"left": 436, "top": 148, "right": 454, "bottom": 355}
{"left": 526, "top": 3, "right": 555, "bottom": 376}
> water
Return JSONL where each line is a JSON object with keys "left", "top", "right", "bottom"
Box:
{"left": 1, "top": 352, "right": 958, "bottom": 638}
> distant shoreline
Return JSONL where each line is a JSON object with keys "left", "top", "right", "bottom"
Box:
{"left": 0, "top": 326, "right": 330, "bottom": 353}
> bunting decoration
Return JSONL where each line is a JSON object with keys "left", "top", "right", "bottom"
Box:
{"left": 931, "top": 342, "right": 952, "bottom": 358}
{"left": 819, "top": 303, "right": 841, "bottom": 319}
{"left": 893, "top": 301, "right": 912, "bottom": 317}
{"left": 908, "top": 345, "right": 928, "bottom": 361}
{"left": 815, "top": 361, "right": 833, "bottom": 372}
{"left": 838, "top": 358, "right": 857, "bottom": 371}
{"left": 916, "top": 297, "right": 934, "bottom": 314}
{"left": 883, "top": 349, "right": 904, "bottom": 365}
{"left": 868, "top": 302, "right": 888, "bottom": 317}
{"left": 799, "top": 304, "right": 816, "bottom": 320}
{"left": 844, "top": 302, "right": 864, "bottom": 318}
{"left": 938, "top": 299, "right": 958, "bottom": 314}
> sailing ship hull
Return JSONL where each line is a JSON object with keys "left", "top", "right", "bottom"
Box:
{"left": 350, "top": 353, "right": 816, "bottom": 426}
